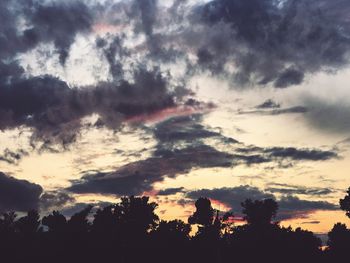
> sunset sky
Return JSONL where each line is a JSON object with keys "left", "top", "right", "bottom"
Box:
{"left": 1, "top": 0, "right": 350, "bottom": 237}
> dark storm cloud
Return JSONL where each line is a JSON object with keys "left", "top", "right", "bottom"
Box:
{"left": 188, "top": 0, "right": 350, "bottom": 87}
{"left": 185, "top": 185, "right": 337, "bottom": 220}
{"left": 0, "top": 172, "right": 43, "bottom": 212}
{"left": 68, "top": 144, "right": 234, "bottom": 196}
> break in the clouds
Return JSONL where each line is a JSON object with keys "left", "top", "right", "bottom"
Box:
{"left": 0, "top": 172, "right": 43, "bottom": 212}
{"left": 185, "top": 185, "right": 337, "bottom": 220}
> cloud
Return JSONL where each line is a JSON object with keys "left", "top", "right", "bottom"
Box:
{"left": 157, "top": 187, "right": 185, "bottom": 196}
{"left": 0, "top": 0, "right": 93, "bottom": 65}
{"left": 300, "top": 95, "right": 350, "bottom": 133}
{"left": 0, "top": 172, "right": 43, "bottom": 212}
{"left": 266, "top": 183, "right": 335, "bottom": 196}
{"left": 68, "top": 144, "right": 234, "bottom": 196}
{"left": 185, "top": 185, "right": 337, "bottom": 220}
{"left": 67, "top": 110, "right": 340, "bottom": 197}
{"left": 189, "top": 0, "right": 350, "bottom": 87}
{"left": 256, "top": 99, "right": 281, "bottom": 109}
{"left": 263, "top": 147, "right": 338, "bottom": 161}
{"left": 236, "top": 145, "right": 338, "bottom": 164}
{"left": 239, "top": 106, "right": 308, "bottom": 115}
{"left": 0, "top": 148, "right": 28, "bottom": 165}
{"left": 153, "top": 114, "right": 238, "bottom": 144}
{"left": 40, "top": 191, "right": 75, "bottom": 211}
{"left": 0, "top": 1, "right": 192, "bottom": 145}
{"left": 0, "top": 68, "right": 184, "bottom": 145}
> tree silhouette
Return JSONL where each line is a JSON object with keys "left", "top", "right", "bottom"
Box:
{"left": 67, "top": 205, "right": 92, "bottom": 234}
{"left": 91, "top": 205, "right": 117, "bottom": 234}
{"left": 0, "top": 211, "right": 17, "bottom": 235}
{"left": 188, "top": 197, "right": 214, "bottom": 226}
{"left": 327, "top": 223, "right": 350, "bottom": 258}
{"left": 16, "top": 210, "right": 41, "bottom": 234}
{"left": 42, "top": 210, "right": 67, "bottom": 233}
{"left": 340, "top": 187, "right": 350, "bottom": 218}
{"left": 241, "top": 198, "right": 278, "bottom": 226}
{"left": 114, "top": 196, "right": 159, "bottom": 238}
{"left": 0, "top": 194, "right": 346, "bottom": 263}
{"left": 152, "top": 219, "right": 191, "bottom": 243}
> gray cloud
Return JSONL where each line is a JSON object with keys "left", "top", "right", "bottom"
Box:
{"left": 256, "top": 99, "right": 281, "bottom": 109}
{"left": 0, "top": 68, "right": 183, "bottom": 145}
{"left": 263, "top": 147, "right": 338, "bottom": 161}
{"left": 301, "top": 95, "right": 350, "bottom": 133}
{"left": 0, "top": 148, "right": 28, "bottom": 165}
{"left": 0, "top": 172, "right": 43, "bottom": 212}
{"left": 40, "top": 191, "right": 75, "bottom": 211}
{"left": 67, "top": 111, "right": 339, "bottom": 197}
{"left": 157, "top": 187, "right": 185, "bottom": 196}
{"left": 0, "top": 0, "right": 93, "bottom": 65}
{"left": 239, "top": 106, "right": 308, "bottom": 115}
{"left": 266, "top": 183, "right": 335, "bottom": 196}
{"left": 68, "top": 144, "right": 234, "bottom": 196}
{"left": 153, "top": 114, "right": 238, "bottom": 145}
{"left": 189, "top": 0, "right": 350, "bottom": 87}
{"left": 236, "top": 145, "right": 338, "bottom": 163}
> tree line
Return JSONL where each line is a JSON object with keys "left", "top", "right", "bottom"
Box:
{"left": 2, "top": 189, "right": 350, "bottom": 263}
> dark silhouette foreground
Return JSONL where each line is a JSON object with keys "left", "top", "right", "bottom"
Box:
{"left": 1, "top": 193, "right": 350, "bottom": 263}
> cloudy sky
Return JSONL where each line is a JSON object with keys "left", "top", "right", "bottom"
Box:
{"left": 1, "top": 0, "right": 350, "bottom": 235}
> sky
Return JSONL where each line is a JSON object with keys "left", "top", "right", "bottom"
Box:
{"left": 1, "top": 0, "right": 350, "bottom": 236}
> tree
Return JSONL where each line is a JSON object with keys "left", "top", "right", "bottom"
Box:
{"left": 42, "top": 211, "right": 67, "bottom": 233}
{"left": 91, "top": 205, "right": 117, "bottom": 234}
{"left": 0, "top": 212, "right": 17, "bottom": 235}
{"left": 152, "top": 219, "right": 191, "bottom": 244}
{"left": 328, "top": 223, "right": 350, "bottom": 252}
{"left": 340, "top": 187, "right": 350, "bottom": 218}
{"left": 67, "top": 205, "right": 93, "bottom": 234}
{"left": 114, "top": 196, "right": 159, "bottom": 239}
{"left": 241, "top": 198, "right": 278, "bottom": 226}
{"left": 16, "top": 210, "right": 41, "bottom": 234}
{"left": 188, "top": 198, "right": 215, "bottom": 226}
